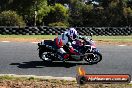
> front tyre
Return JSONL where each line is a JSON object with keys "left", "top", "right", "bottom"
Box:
{"left": 84, "top": 52, "right": 102, "bottom": 64}
{"left": 93, "top": 52, "right": 102, "bottom": 63}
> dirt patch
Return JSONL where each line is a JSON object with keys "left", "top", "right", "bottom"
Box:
{"left": 0, "top": 38, "right": 40, "bottom": 42}
{"left": 0, "top": 79, "right": 131, "bottom": 88}
{"left": 0, "top": 38, "right": 132, "bottom": 46}
{"left": 0, "top": 79, "right": 93, "bottom": 88}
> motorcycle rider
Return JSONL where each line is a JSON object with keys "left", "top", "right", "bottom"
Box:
{"left": 54, "top": 27, "right": 79, "bottom": 61}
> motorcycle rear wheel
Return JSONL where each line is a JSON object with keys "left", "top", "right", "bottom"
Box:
{"left": 39, "top": 50, "right": 52, "bottom": 62}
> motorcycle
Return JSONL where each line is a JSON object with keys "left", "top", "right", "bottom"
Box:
{"left": 37, "top": 35, "right": 102, "bottom": 64}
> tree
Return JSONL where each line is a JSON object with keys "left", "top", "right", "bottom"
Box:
{"left": 69, "top": 0, "right": 105, "bottom": 27}
{"left": 0, "top": 10, "right": 26, "bottom": 26}
{"left": 82, "top": 5, "right": 105, "bottom": 27}
{"left": 100, "top": 0, "right": 128, "bottom": 26}
{"left": 3, "top": 0, "right": 50, "bottom": 26}
{"left": 68, "top": 0, "right": 84, "bottom": 27}
{"left": 123, "top": 7, "right": 132, "bottom": 26}
{"left": 36, "top": 0, "right": 50, "bottom": 24}
{"left": 0, "top": 0, "right": 14, "bottom": 11}
{"left": 44, "top": 4, "right": 69, "bottom": 26}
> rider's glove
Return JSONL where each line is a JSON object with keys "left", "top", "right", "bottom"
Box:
{"left": 66, "top": 42, "right": 72, "bottom": 47}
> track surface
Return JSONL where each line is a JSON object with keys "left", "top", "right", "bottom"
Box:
{"left": 0, "top": 42, "right": 132, "bottom": 77}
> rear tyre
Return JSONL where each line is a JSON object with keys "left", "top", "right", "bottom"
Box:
{"left": 39, "top": 50, "right": 52, "bottom": 62}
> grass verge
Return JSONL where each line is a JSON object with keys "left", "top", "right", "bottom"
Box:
{"left": 0, "top": 75, "right": 131, "bottom": 88}
{"left": 0, "top": 35, "right": 132, "bottom": 42}
{"left": 0, "top": 35, "right": 132, "bottom": 45}
{"left": 93, "top": 36, "right": 132, "bottom": 42}
{"left": 0, "top": 35, "right": 56, "bottom": 40}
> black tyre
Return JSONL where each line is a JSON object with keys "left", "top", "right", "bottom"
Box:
{"left": 93, "top": 52, "right": 102, "bottom": 63}
{"left": 84, "top": 52, "right": 102, "bottom": 64}
{"left": 39, "top": 49, "right": 52, "bottom": 62}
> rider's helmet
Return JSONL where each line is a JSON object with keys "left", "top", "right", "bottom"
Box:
{"left": 67, "top": 27, "right": 78, "bottom": 39}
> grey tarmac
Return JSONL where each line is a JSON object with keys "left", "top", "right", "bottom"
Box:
{"left": 0, "top": 42, "right": 132, "bottom": 79}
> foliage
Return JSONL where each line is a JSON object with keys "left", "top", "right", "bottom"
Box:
{"left": 82, "top": 6, "right": 105, "bottom": 27}
{"left": 1, "top": 0, "right": 132, "bottom": 27}
{"left": 44, "top": 4, "right": 69, "bottom": 26}
{"left": 123, "top": 7, "right": 132, "bottom": 26}
{"left": 0, "top": 0, "right": 14, "bottom": 11}
{"left": 100, "top": 0, "right": 128, "bottom": 27}
{"left": 69, "top": 0, "right": 105, "bottom": 27}
{"left": 37, "top": 0, "right": 50, "bottom": 23}
{"left": 0, "top": 0, "right": 50, "bottom": 26}
{"left": 68, "top": 0, "right": 84, "bottom": 27}
{"left": 0, "top": 10, "right": 26, "bottom": 27}
{"left": 48, "top": 22, "right": 69, "bottom": 27}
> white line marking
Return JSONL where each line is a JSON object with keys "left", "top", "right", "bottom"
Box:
{"left": 31, "top": 42, "right": 39, "bottom": 44}
{"left": 1, "top": 41, "right": 10, "bottom": 43}
{"left": 118, "top": 45, "right": 126, "bottom": 46}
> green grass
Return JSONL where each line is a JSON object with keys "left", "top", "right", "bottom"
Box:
{"left": 0, "top": 75, "right": 28, "bottom": 81}
{"left": 93, "top": 36, "right": 132, "bottom": 42}
{"left": 0, "top": 35, "right": 132, "bottom": 42}
{"left": 0, "top": 35, "right": 56, "bottom": 40}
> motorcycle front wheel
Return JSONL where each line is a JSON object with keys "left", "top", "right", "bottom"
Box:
{"left": 84, "top": 52, "right": 102, "bottom": 64}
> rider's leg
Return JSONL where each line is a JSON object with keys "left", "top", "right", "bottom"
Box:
{"left": 67, "top": 42, "right": 79, "bottom": 55}
{"left": 54, "top": 38, "right": 69, "bottom": 61}
{"left": 57, "top": 48, "right": 69, "bottom": 60}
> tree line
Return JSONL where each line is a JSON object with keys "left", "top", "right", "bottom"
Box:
{"left": 0, "top": 0, "right": 132, "bottom": 27}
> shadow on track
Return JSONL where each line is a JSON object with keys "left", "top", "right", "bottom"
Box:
{"left": 10, "top": 61, "right": 93, "bottom": 68}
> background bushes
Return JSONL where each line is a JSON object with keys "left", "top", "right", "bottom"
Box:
{"left": 44, "top": 4, "right": 69, "bottom": 27}
{"left": 0, "top": 0, "right": 132, "bottom": 27}
{"left": 48, "top": 22, "right": 69, "bottom": 28}
{"left": 0, "top": 11, "right": 26, "bottom": 27}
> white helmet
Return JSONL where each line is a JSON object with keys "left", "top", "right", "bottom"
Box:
{"left": 67, "top": 28, "right": 77, "bottom": 39}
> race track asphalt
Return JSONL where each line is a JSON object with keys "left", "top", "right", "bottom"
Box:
{"left": 0, "top": 42, "right": 132, "bottom": 78}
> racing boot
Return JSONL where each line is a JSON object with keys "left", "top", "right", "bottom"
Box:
{"left": 57, "top": 48, "right": 69, "bottom": 61}
{"left": 57, "top": 52, "right": 69, "bottom": 61}
{"left": 63, "top": 53, "right": 70, "bottom": 61}
{"left": 69, "top": 47, "right": 79, "bottom": 55}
